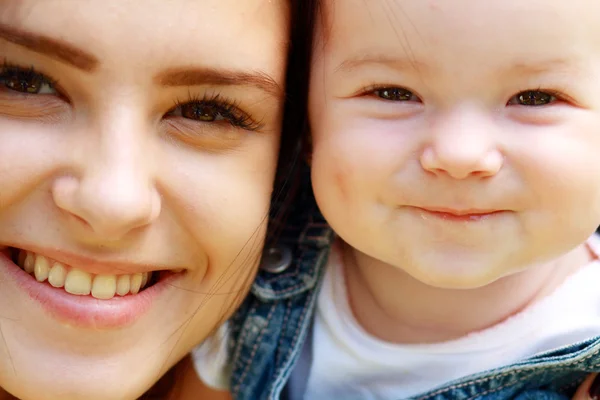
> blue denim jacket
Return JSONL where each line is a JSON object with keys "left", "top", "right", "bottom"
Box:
{"left": 226, "top": 170, "right": 600, "bottom": 400}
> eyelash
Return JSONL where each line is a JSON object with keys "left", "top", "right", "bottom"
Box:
{"left": 359, "top": 84, "right": 421, "bottom": 102}
{"left": 359, "top": 84, "right": 570, "bottom": 107}
{"left": 507, "top": 87, "right": 569, "bottom": 106}
{"left": 169, "top": 93, "right": 262, "bottom": 132}
{"left": 0, "top": 61, "right": 59, "bottom": 95}
{"left": 0, "top": 62, "right": 261, "bottom": 131}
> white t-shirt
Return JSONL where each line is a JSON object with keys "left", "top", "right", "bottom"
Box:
{"left": 194, "top": 234, "right": 600, "bottom": 400}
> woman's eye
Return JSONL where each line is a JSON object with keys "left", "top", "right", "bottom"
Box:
{"left": 0, "top": 67, "right": 56, "bottom": 95}
{"left": 373, "top": 87, "right": 419, "bottom": 102}
{"left": 179, "top": 103, "right": 223, "bottom": 122}
{"left": 168, "top": 99, "right": 260, "bottom": 131}
{"left": 508, "top": 90, "right": 556, "bottom": 106}
{"left": 170, "top": 102, "right": 229, "bottom": 123}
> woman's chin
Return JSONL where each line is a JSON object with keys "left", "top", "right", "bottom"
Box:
{"left": 0, "top": 340, "right": 171, "bottom": 400}
{"left": 0, "top": 362, "right": 154, "bottom": 400}
{"left": 0, "top": 274, "right": 217, "bottom": 400}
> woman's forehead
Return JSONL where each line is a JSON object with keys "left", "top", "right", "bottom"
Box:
{"left": 0, "top": 0, "right": 290, "bottom": 83}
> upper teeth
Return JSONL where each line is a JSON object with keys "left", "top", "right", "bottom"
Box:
{"left": 18, "top": 250, "right": 152, "bottom": 300}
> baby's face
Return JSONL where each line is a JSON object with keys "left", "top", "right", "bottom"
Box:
{"left": 310, "top": 0, "right": 600, "bottom": 288}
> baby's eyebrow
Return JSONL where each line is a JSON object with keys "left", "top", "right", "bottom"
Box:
{"left": 505, "top": 58, "right": 577, "bottom": 76}
{"left": 334, "top": 51, "right": 580, "bottom": 78}
{"left": 0, "top": 22, "right": 99, "bottom": 72}
{"left": 334, "top": 52, "right": 427, "bottom": 75}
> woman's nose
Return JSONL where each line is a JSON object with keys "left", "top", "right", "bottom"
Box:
{"left": 52, "top": 122, "right": 161, "bottom": 241}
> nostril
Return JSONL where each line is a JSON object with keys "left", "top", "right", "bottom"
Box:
{"left": 52, "top": 169, "right": 160, "bottom": 240}
{"left": 70, "top": 213, "right": 91, "bottom": 229}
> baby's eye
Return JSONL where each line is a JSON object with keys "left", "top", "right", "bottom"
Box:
{"left": 0, "top": 67, "right": 56, "bottom": 95}
{"left": 508, "top": 90, "right": 556, "bottom": 106}
{"left": 373, "top": 87, "right": 420, "bottom": 102}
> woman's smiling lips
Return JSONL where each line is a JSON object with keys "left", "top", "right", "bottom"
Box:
{"left": 0, "top": 245, "right": 185, "bottom": 329}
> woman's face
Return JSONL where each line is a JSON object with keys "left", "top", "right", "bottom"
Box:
{"left": 0, "top": 1, "right": 289, "bottom": 399}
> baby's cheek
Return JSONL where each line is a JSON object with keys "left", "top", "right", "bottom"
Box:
{"left": 331, "top": 165, "right": 352, "bottom": 204}
{"left": 318, "top": 158, "right": 352, "bottom": 207}
{"left": 312, "top": 145, "right": 353, "bottom": 207}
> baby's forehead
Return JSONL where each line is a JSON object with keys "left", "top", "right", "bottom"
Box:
{"left": 319, "top": 0, "right": 600, "bottom": 76}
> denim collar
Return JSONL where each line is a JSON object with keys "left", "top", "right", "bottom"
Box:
{"left": 252, "top": 166, "right": 334, "bottom": 301}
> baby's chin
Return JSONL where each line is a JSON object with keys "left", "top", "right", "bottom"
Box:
{"left": 406, "top": 268, "right": 513, "bottom": 290}
{"left": 388, "top": 251, "right": 526, "bottom": 290}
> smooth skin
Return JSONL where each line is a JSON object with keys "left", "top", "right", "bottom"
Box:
{"left": 0, "top": 1, "right": 289, "bottom": 399}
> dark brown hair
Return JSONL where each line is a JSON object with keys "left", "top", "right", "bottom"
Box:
{"left": 140, "top": 1, "right": 320, "bottom": 398}
{"left": 264, "top": 0, "right": 320, "bottom": 245}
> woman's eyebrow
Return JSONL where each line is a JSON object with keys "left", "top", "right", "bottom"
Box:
{"left": 0, "top": 22, "right": 98, "bottom": 72}
{"left": 155, "top": 67, "right": 283, "bottom": 99}
{"left": 0, "top": 22, "right": 284, "bottom": 99}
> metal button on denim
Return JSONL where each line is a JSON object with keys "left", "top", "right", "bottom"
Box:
{"left": 259, "top": 245, "right": 292, "bottom": 274}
